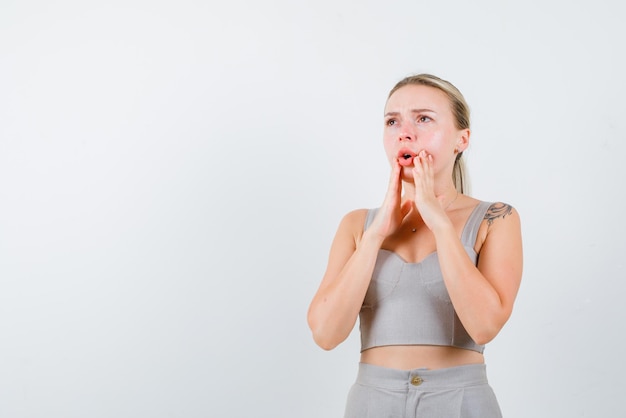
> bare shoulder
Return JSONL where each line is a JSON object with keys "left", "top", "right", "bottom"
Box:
{"left": 337, "top": 208, "right": 371, "bottom": 243}
{"left": 475, "top": 201, "right": 523, "bottom": 308}
{"left": 342, "top": 207, "right": 370, "bottom": 222}
{"left": 484, "top": 202, "right": 519, "bottom": 227}
{"left": 318, "top": 208, "right": 372, "bottom": 287}
{"left": 474, "top": 201, "right": 521, "bottom": 254}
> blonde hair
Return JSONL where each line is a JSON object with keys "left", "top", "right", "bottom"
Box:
{"left": 388, "top": 74, "right": 470, "bottom": 193}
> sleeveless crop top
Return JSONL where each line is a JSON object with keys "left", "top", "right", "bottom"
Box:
{"left": 359, "top": 201, "right": 493, "bottom": 353}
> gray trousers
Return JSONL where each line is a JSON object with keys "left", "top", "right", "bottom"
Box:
{"left": 344, "top": 363, "right": 502, "bottom": 418}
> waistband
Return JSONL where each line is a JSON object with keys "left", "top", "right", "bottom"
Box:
{"left": 356, "top": 362, "right": 489, "bottom": 390}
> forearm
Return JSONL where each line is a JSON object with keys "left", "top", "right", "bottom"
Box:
{"left": 433, "top": 224, "right": 507, "bottom": 344}
{"left": 307, "top": 230, "right": 383, "bottom": 350}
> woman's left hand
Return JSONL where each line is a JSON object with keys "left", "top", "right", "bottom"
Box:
{"left": 411, "top": 150, "right": 453, "bottom": 232}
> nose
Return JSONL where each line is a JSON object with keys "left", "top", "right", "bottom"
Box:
{"left": 398, "top": 124, "right": 415, "bottom": 142}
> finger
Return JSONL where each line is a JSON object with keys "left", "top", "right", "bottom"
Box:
{"left": 418, "top": 154, "right": 432, "bottom": 188}
{"left": 413, "top": 151, "right": 427, "bottom": 176}
{"left": 412, "top": 152, "right": 436, "bottom": 203}
{"left": 426, "top": 154, "right": 435, "bottom": 180}
{"left": 412, "top": 155, "right": 426, "bottom": 188}
{"left": 385, "top": 160, "right": 402, "bottom": 199}
{"left": 373, "top": 161, "right": 404, "bottom": 236}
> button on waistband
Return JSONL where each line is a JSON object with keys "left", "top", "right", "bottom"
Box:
{"left": 410, "top": 375, "right": 423, "bottom": 386}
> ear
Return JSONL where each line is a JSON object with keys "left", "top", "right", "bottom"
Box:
{"left": 455, "top": 128, "right": 470, "bottom": 153}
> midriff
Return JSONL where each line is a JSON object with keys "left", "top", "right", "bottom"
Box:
{"left": 360, "top": 345, "right": 485, "bottom": 370}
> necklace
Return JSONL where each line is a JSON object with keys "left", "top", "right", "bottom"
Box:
{"left": 411, "top": 191, "right": 459, "bottom": 232}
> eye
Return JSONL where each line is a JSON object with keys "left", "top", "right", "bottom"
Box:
{"left": 385, "top": 118, "right": 397, "bottom": 126}
{"left": 417, "top": 115, "right": 432, "bottom": 123}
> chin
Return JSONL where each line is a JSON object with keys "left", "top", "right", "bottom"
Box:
{"left": 400, "top": 166, "right": 414, "bottom": 182}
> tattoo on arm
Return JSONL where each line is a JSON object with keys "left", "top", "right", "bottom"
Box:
{"left": 484, "top": 203, "right": 513, "bottom": 226}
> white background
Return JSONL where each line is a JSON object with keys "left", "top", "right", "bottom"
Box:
{"left": 1, "top": 1, "right": 624, "bottom": 417}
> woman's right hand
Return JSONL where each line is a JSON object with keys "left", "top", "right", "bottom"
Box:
{"left": 307, "top": 160, "right": 411, "bottom": 350}
{"left": 367, "top": 160, "right": 412, "bottom": 241}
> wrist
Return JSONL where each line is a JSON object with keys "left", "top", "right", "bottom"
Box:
{"left": 360, "top": 228, "right": 386, "bottom": 250}
{"left": 431, "top": 217, "right": 455, "bottom": 237}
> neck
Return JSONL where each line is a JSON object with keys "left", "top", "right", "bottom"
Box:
{"left": 401, "top": 180, "right": 458, "bottom": 203}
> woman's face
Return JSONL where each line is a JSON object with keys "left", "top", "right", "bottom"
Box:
{"left": 383, "top": 84, "right": 468, "bottom": 180}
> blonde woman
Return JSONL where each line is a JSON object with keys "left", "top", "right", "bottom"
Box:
{"left": 308, "top": 74, "right": 523, "bottom": 417}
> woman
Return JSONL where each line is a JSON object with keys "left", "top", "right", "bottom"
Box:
{"left": 307, "top": 74, "right": 523, "bottom": 417}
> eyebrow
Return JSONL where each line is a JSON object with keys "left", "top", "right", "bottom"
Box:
{"left": 384, "top": 108, "right": 437, "bottom": 117}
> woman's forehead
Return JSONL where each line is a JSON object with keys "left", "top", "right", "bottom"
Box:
{"left": 385, "top": 84, "right": 450, "bottom": 112}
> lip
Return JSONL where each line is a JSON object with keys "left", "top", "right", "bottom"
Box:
{"left": 397, "top": 148, "right": 417, "bottom": 159}
{"left": 397, "top": 148, "right": 418, "bottom": 166}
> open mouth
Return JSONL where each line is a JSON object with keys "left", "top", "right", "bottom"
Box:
{"left": 397, "top": 149, "right": 417, "bottom": 166}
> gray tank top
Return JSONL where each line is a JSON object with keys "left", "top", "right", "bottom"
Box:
{"left": 360, "top": 201, "right": 492, "bottom": 353}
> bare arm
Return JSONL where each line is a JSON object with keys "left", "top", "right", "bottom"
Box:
{"left": 433, "top": 203, "right": 523, "bottom": 344}
{"left": 306, "top": 211, "right": 383, "bottom": 350}
{"left": 411, "top": 152, "right": 523, "bottom": 345}
{"left": 307, "top": 161, "right": 411, "bottom": 350}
